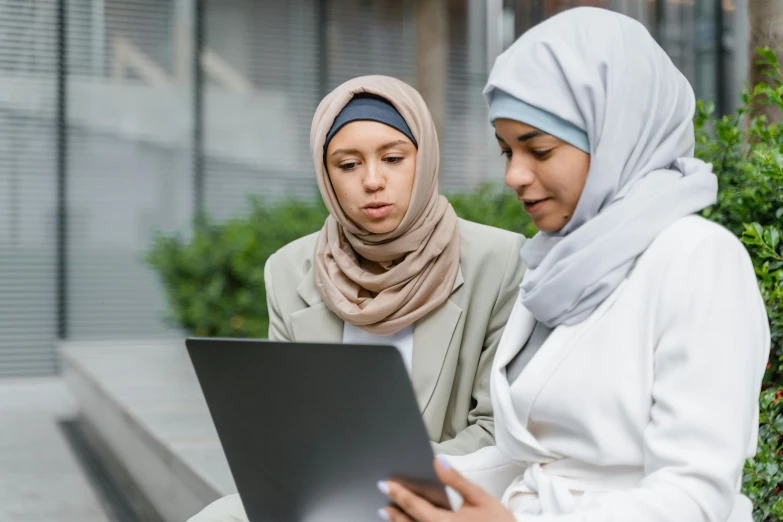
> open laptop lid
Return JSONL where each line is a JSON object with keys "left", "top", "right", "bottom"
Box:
{"left": 186, "top": 337, "right": 449, "bottom": 522}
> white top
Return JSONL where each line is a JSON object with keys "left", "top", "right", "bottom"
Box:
{"left": 446, "top": 216, "right": 770, "bottom": 522}
{"left": 342, "top": 322, "right": 415, "bottom": 376}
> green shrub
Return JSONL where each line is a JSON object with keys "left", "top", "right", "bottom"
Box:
{"left": 744, "top": 388, "right": 783, "bottom": 521}
{"left": 695, "top": 48, "right": 783, "bottom": 521}
{"left": 448, "top": 182, "right": 538, "bottom": 238}
{"left": 147, "top": 49, "right": 782, "bottom": 522}
{"left": 742, "top": 219, "right": 783, "bottom": 521}
{"left": 146, "top": 195, "right": 327, "bottom": 338}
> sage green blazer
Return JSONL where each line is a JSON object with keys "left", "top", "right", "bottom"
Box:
{"left": 264, "top": 218, "right": 526, "bottom": 456}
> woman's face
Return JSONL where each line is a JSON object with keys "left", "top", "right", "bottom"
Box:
{"left": 495, "top": 118, "right": 591, "bottom": 233}
{"left": 325, "top": 120, "right": 417, "bottom": 234}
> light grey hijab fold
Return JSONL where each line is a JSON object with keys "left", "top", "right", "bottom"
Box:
{"left": 484, "top": 7, "right": 718, "bottom": 328}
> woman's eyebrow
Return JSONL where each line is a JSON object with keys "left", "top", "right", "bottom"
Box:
{"left": 376, "top": 139, "right": 409, "bottom": 152}
{"left": 495, "top": 131, "right": 545, "bottom": 144}
{"left": 329, "top": 147, "right": 359, "bottom": 157}
{"left": 517, "top": 130, "right": 545, "bottom": 142}
{"left": 329, "top": 140, "right": 409, "bottom": 158}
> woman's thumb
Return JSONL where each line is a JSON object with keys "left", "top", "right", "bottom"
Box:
{"left": 434, "top": 455, "right": 486, "bottom": 505}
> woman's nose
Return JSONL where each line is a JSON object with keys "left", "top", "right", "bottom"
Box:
{"left": 363, "top": 162, "right": 385, "bottom": 191}
{"left": 505, "top": 157, "right": 536, "bottom": 192}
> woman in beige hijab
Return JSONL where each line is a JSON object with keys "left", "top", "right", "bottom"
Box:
{"left": 187, "top": 75, "right": 525, "bottom": 522}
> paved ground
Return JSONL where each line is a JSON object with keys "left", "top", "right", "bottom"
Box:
{"left": 0, "top": 377, "right": 109, "bottom": 522}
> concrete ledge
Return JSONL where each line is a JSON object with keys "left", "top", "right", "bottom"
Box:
{"left": 60, "top": 340, "right": 236, "bottom": 522}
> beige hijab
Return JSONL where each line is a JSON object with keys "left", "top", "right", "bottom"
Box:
{"left": 312, "top": 75, "right": 460, "bottom": 335}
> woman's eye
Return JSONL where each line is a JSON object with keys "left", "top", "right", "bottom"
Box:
{"left": 532, "top": 149, "right": 552, "bottom": 159}
{"left": 338, "top": 162, "right": 358, "bottom": 171}
{"left": 385, "top": 156, "right": 404, "bottom": 165}
{"left": 500, "top": 149, "right": 512, "bottom": 159}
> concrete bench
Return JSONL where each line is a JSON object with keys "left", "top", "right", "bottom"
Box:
{"left": 60, "top": 340, "right": 236, "bottom": 522}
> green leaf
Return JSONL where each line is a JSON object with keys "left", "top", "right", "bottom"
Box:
{"left": 770, "top": 227, "right": 781, "bottom": 251}
{"left": 757, "top": 47, "right": 778, "bottom": 67}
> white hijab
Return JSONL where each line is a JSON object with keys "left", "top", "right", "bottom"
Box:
{"left": 485, "top": 7, "right": 718, "bottom": 328}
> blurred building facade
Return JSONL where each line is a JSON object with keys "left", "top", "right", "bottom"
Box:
{"left": 0, "top": 0, "right": 748, "bottom": 376}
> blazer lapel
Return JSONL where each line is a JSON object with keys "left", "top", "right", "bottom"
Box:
{"left": 290, "top": 263, "right": 343, "bottom": 343}
{"left": 290, "top": 303, "right": 343, "bottom": 343}
{"left": 291, "top": 261, "right": 467, "bottom": 410}
{"left": 510, "top": 279, "right": 630, "bottom": 427}
{"left": 490, "top": 295, "right": 555, "bottom": 457}
{"left": 411, "top": 267, "right": 465, "bottom": 413}
{"left": 494, "top": 295, "right": 537, "bottom": 369}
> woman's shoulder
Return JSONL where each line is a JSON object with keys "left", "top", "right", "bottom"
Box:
{"left": 456, "top": 218, "right": 526, "bottom": 259}
{"left": 636, "top": 215, "right": 752, "bottom": 283}
{"left": 265, "top": 231, "right": 320, "bottom": 279}
{"left": 648, "top": 215, "right": 745, "bottom": 258}
{"left": 455, "top": 218, "right": 526, "bottom": 285}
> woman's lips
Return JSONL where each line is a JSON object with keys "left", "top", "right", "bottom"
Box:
{"left": 363, "top": 204, "right": 392, "bottom": 219}
{"left": 523, "top": 198, "right": 551, "bottom": 215}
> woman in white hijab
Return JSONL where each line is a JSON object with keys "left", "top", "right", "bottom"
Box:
{"left": 379, "top": 7, "right": 770, "bottom": 522}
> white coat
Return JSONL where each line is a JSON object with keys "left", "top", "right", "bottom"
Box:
{"left": 448, "top": 216, "right": 770, "bottom": 522}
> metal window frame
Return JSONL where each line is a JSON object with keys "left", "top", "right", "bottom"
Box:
{"left": 714, "top": 0, "right": 726, "bottom": 114}
{"left": 57, "top": 0, "right": 68, "bottom": 342}
{"left": 193, "top": 0, "right": 205, "bottom": 215}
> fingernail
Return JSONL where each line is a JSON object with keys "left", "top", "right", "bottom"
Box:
{"left": 377, "top": 480, "right": 390, "bottom": 495}
{"left": 378, "top": 507, "right": 390, "bottom": 520}
{"left": 436, "top": 454, "right": 452, "bottom": 471}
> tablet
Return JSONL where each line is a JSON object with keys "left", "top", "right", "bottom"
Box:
{"left": 186, "top": 337, "right": 450, "bottom": 521}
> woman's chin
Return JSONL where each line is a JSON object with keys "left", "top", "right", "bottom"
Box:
{"left": 533, "top": 216, "right": 569, "bottom": 234}
{"left": 360, "top": 216, "right": 402, "bottom": 235}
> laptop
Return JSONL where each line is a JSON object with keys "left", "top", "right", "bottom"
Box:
{"left": 186, "top": 337, "right": 451, "bottom": 522}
